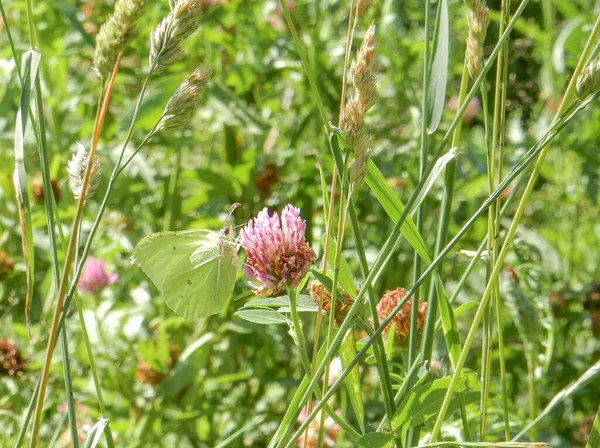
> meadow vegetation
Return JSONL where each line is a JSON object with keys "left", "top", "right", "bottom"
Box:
{"left": 0, "top": 0, "right": 600, "bottom": 447}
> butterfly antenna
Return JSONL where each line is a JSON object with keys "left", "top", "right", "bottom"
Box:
{"left": 225, "top": 203, "right": 242, "bottom": 226}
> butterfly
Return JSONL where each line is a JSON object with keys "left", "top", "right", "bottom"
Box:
{"left": 131, "top": 204, "right": 240, "bottom": 320}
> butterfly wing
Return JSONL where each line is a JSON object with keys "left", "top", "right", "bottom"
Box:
{"left": 132, "top": 230, "right": 237, "bottom": 319}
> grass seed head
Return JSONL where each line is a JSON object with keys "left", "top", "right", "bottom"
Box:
{"left": 576, "top": 59, "right": 600, "bottom": 99}
{"left": 66, "top": 143, "right": 102, "bottom": 201}
{"left": 466, "top": 3, "right": 489, "bottom": 80}
{"left": 150, "top": 0, "right": 204, "bottom": 69}
{"left": 157, "top": 67, "right": 213, "bottom": 132}
{"left": 93, "top": 0, "right": 145, "bottom": 78}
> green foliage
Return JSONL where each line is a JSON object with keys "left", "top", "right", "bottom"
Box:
{"left": 0, "top": 0, "right": 599, "bottom": 446}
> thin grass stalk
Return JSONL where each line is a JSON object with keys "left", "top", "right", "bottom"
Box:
{"left": 481, "top": 76, "right": 495, "bottom": 441}
{"left": 491, "top": 0, "right": 512, "bottom": 438}
{"left": 28, "top": 53, "right": 122, "bottom": 447}
{"left": 278, "top": 0, "right": 331, "bottom": 136}
{"left": 340, "top": 0, "right": 357, "bottom": 113}
{"left": 331, "top": 139, "right": 397, "bottom": 431}
{"left": 407, "top": 0, "right": 433, "bottom": 440}
{"left": 429, "top": 16, "right": 600, "bottom": 442}
{"left": 408, "top": 0, "right": 432, "bottom": 370}
{"left": 163, "top": 145, "right": 182, "bottom": 231}
{"left": 286, "top": 286, "right": 362, "bottom": 441}
{"left": 33, "top": 51, "right": 80, "bottom": 448}
{"left": 278, "top": 0, "right": 398, "bottom": 434}
{"left": 278, "top": 93, "right": 596, "bottom": 447}
{"left": 18, "top": 0, "right": 80, "bottom": 442}
{"left": 70, "top": 220, "right": 112, "bottom": 441}
{"left": 319, "top": 155, "right": 351, "bottom": 446}
{"left": 420, "top": 59, "right": 473, "bottom": 443}
{"left": 306, "top": 156, "right": 338, "bottom": 445}
{"left": 273, "top": 1, "right": 533, "bottom": 443}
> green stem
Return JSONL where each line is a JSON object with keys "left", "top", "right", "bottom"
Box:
{"left": 429, "top": 15, "right": 600, "bottom": 442}
{"left": 288, "top": 286, "right": 311, "bottom": 374}
{"left": 278, "top": 0, "right": 331, "bottom": 136}
{"left": 278, "top": 92, "right": 595, "bottom": 448}
{"left": 331, "top": 137, "right": 397, "bottom": 431}
{"left": 286, "top": 286, "right": 362, "bottom": 441}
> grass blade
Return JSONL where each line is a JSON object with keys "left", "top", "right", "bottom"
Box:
{"left": 427, "top": 0, "right": 449, "bottom": 133}
{"left": 13, "top": 49, "right": 41, "bottom": 339}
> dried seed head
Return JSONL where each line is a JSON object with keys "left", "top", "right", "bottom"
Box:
{"left": 157, "top": 67, "right": 213, "bottom": 132}
{"left": 463, "top": 0, "right": 479, "bottom": 9}
{"left": 0, "top": 251, "right": 15, "bottom": 282}
{"left": 340, "top": 25, "right": 377, "bottom": 188}
{"left": 66, "top": 143, "right": 102, "bottom": 201}
{"left": 375, "top": 287, "right": 427, "bottom": 344}
{"left": 308, "top": 280, "right": 355, "bottom": 326}
{"left": 350, "top": 138, "right": 371, "bottom": 187}
{"left": 466, "top": 4, "right": 489, "bottom": 80}
{"left": 0, "top": 340, "right": 25, "bottom": 377}
{"left": 352, "top": 24, "right": 378, "bottom": 114}
{"left": 356, "top": 0, "right": 373, "bottom": 18}
{"left": 32, "top": 178, "right": 61, "bottom": 204}
{"left": 150, "top": 0, "right": 204, "bottom": 69}
{"left": 339, "top": 100, "right": 365, "bottom": 148}
{"left": 576, "top": 59, "right": 600, "bottom": 99}
{"left": 94, "top": 0, "right": 145, "bottom": 78}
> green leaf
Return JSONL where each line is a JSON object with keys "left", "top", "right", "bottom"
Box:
{"left": 245, "top": 295, "right": 316, "bottom": 309}
{"left": 427, "top": 0, "right": 449, "bottom": 133}
{"left": 586, "top": 402, "right": 600, "bottom": 448}
{"left": 14, "top": 50, "right": 41, "bottom": 336}
{"left": 365, "top": 160, "right": 461, "bottom": 366}
{"left": 411, "top": 149, "right": 457, "bottom": 212}
{"left": 365, "top": 161, "right": 428, "bottom": 261}
{"left": 325, "top": 236, "right": 357, "bottom": 298}
{"left": 354, "top": 432, "right": 393, "bottom": 448}
{"left": 235, "top": 309, "right": 288, "bottom": 325}
{"left": 392, "top": 376, "right": 469, "bottom": 432}
{"left": 82, "top": 418, "right": 109, "bottom": 448}
{"left": 163, "top": 333, "right": 216, "bottom": 399}
{"left": 339, "top": 331, "right": 364, "bottom": 432}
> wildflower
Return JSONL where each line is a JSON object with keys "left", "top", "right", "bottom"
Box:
{"left": 78, "top": 257, "right": 119, "bottom": 294}
{"left": 576, "top": 59, "right": 600, "bottom": 99}
{"left": 150, "top": 0, "right": 204, "bottom": 69}
{"left": 308, "top": 280, "right": 355, "bottom": 326}
{"left": 157, "top": 67, "right": 213, "bottom": 132}
{"left": 0, "top": 251, "right": 15, "bottom": 281}
{"left": 0, "top": 340, "right": 25, "bottom": 377}
{"left": 240, "top": 205, "right": 316, "bottom": 296}
{"left": 375, "top": 287, "right": 427, "bottom": 344}
{"left": 297, "top": 405, "right": 341, "bottom": 447}
{"left": 340, "top": 24, "right": 377, "bottom": 188}
{"left": 93, "top": 0, "right": 145, "bottom": 78}
{"left": 66, "top": 143, "right": 102, "bottom": 201}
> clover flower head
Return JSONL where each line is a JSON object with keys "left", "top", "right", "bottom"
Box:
{"left": 240, "top": 204, "right": 316, "bottom": 296}
{"left": 78, "top": 257, "right": 119, "bottom": 294}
